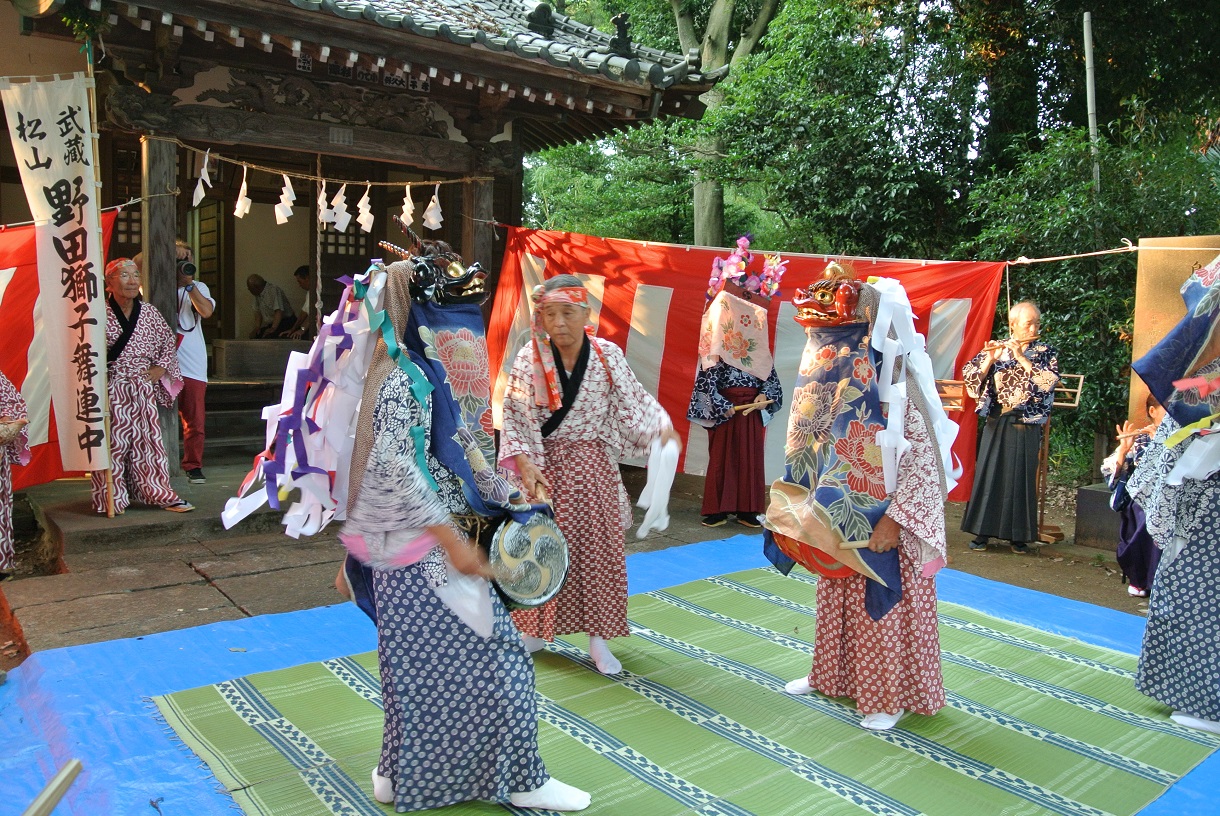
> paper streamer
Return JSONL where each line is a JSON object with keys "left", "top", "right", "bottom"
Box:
{"left": 275, "top": 174, "right": 296, "bottom": 224}
{"left": 330, "top": 183, "right": 352, "bottom": 232}
{"left": 356, "top": 183, "right": 374, "bottom": 233}
{"left": 400, "top": 183, "right": 414, "bottom": 226}
{"left": 233, "top": 166, "right": 252, "bottom": 218}
{"left": 191, "top": 149, "right": 211, "bottom": 207}
{"left": 422, "top": 183, "right": 443, "bottom": 230}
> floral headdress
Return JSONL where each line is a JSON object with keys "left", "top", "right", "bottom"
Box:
{"left": 706, "top": 234, "right": 787, "bottom": 301}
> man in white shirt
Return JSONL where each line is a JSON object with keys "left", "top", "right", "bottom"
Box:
{"left": 283, "top": 265, "right": 318, "bottom": 340}
{"left": 174, "top": 241, "right": 216, "bottom": 483}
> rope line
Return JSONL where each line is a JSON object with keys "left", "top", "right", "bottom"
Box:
{"left": 144, "top": 134, "right": 493, "bottom": 188}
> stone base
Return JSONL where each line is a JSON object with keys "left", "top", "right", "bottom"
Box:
{"left": 1074, "top": 483, "right": 1120, "bottom": 551}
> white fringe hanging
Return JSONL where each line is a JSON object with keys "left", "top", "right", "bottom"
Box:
{"left": 329, "top": 183, "right": 352, "bottom": 232}
{"left": 275, "top": 174, "right": 296, "bottom": 224}
{"left": 192, "top": 149, "right": 212, "bottom": 207}
{"left": 400, "top": 183, "right": 414, "bottom": 226}
{"left": 233, "top": 166, "right": 252, "bottom": 218}
{"left": 356, "top": 183, "right": 374, "bottom": 233}
{"left": 422, "top": 183, "right": 443, "bottom": 230}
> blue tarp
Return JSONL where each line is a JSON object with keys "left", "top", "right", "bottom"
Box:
{"left": 0, "top": 535, "right": 1212, "bottom": 815}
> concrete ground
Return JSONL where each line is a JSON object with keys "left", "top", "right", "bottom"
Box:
{"left": 0, "top": 462, "right": 1134, "bottom": 671}
{"left": 0, "top": 464, "right": 745, "bottom": 662}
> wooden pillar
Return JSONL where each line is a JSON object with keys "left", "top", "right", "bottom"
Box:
{"left": 141, "top": 135, "right": 181, "bottom": 474}
{"left": 462, "top": 177, "right": 495, "bottom": 267}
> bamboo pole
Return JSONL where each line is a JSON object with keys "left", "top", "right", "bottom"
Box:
{"left": 84, "top": 40, "right": 116, "bottom": 518}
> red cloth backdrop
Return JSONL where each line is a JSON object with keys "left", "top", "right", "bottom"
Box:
{"left": 487, "top": 228, "right": 1004, "bottom": 501}
{"left": 0, "top": 212, "right": 117, "bottom": 490}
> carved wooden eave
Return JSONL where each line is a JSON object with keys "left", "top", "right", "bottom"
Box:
{"left": 14, "top": 0, "right": 724, "bottom": 152}
{"left": 104, "top": 83, "right": 521, "bottom": 174}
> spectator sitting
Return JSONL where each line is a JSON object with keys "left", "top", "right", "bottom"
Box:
{"left": 246, "top": 273, "right": 297, "bottom": 339}
{"left": 1101, "top": 393, "right": 1166, "bottom": 597}
{"left": 282, "top": 265, "right": 318, "bottom": 340}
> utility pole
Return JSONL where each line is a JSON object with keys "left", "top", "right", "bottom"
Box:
{"left": 1083, "top": 12, "right": 1100, "bottom": 194}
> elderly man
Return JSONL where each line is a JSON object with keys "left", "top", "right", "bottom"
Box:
{"left": 960, "top": 300, "right": 1059, "bottom": 553}
{"left": 246, "top": 273, "right": 296, "bottom": 338}
{"left": 91, "top": 258, "right": 193, "bottom": 515}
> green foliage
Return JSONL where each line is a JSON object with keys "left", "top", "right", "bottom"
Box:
{"left": 707, "top": 0, "right": 978, "bottom": 257}
{"left": 524, "top": 0, "right": 1219, "bottom": 475}
{"left": 959, "top": 117, "right": 1220, "bottom": 456}
{"left": 524, "top": 123, "right": 698, "bottom": 243}
{"left": 59, "top": 0, "right": 110, "bottom": 41}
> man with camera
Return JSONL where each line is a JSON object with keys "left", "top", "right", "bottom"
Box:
{"left": 174, "top": 240, "right": 215, "bottom": 484}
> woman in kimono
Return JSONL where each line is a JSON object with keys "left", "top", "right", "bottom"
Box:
{"left": 91, "top": 258, "right": 192, "bottom": 514}
{"left": 501, "top": 274, "right": 678, "bottom": 676}
{"left": 343, "top": 261, "right": 589, "bottom": 811}
{"left": 1100, "top": 393, "right": 1165, "bottom": 597}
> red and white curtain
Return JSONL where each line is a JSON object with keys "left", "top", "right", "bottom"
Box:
{"left": 487, "top": 228, "right": 1005, "bottom": 501}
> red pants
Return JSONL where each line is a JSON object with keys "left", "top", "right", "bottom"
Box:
{"left": 179, "top": 377, "right": 207, "bottom": 471}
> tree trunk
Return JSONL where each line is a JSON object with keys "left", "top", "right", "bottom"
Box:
{"left": 693, "top": 175, "right": 724, "bottom": 248}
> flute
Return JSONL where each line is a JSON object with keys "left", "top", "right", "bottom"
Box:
{"left": 1116, "top": 425, "right": 1155, "bottom": 440}
{"left": 981, "top": 335, "right": 1038, "bottom": 353}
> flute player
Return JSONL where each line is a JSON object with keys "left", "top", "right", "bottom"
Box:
{"left": 960, "top": 301, "right": 1060, "bottom": 554}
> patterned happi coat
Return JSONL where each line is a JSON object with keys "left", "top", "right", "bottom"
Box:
{"left": 91, "top": 299, "right": 184, "bottom": 513}
{"left": 0, "top": 371, "right": 29, "bottom": 571}
{"left": 501, "top": 337, "right": 670, "bottom": 640}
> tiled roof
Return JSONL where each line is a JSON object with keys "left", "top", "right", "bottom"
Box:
{"left": 287, "top": 0, "right": 727, "bottom": 89}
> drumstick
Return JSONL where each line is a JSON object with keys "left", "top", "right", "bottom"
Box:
{"left": 533, "top": 484, "right": 550, "bottom": 504}
{"left": 732, "top": 398, "right": 774, "bottom": 413}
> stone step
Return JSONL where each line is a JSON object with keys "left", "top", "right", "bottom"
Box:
{"left": 213, "top": 339, "right": 310, "bottom": 379}
{"left": 203, "top": 408, "right": 269, "bottom": 438}
{"left": 22, "top": 465, "right": 292, "bottom": 555}
{"left": 205, "top": 379, "right": 283, "bottom": 411}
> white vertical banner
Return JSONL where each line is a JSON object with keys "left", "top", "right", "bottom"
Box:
{"left": 0, "top": 74, "right": 109, "bottom": 469}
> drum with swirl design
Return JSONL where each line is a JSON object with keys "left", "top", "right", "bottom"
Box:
{"left": 486, "top": 512, "right": 569, "bottom": 608}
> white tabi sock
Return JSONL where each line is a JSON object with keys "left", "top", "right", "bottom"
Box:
{"left": 588, "top": 636, "right": 622, "bottom": 675}
{"left": 784, "top": 677, "right": 813, "bottom": 695}
{"left": 860, "top": 710, "right": 905, "bottom": 731}
{"left": 1171, "top": 711, "right": 1220, "bottom": 735}
{"left": 510, "top": 778, "right": 591, "bottom": 811}
{"left": 371, "top": 768, "right": 393, "bottom": 804}
{"left": 522, "top": 635, "right": 548, "bottom": 653}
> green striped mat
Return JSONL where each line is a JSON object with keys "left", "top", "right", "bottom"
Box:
{"left": 153, "top": 568, "right": 1217, "bottom": 816}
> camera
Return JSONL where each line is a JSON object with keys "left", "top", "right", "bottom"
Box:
{"left": 177, "top": 259, "right": 197, "bottom": 277}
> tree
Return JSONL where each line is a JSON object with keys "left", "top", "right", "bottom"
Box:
{"left": 709, "top": 0, "right": 979, "bottom": 257}
{"left": 959, "top": 117, "right": 1220, "bottom": 475}
{"left": 602, "top": 0, "right": 783, "bottom": 246}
